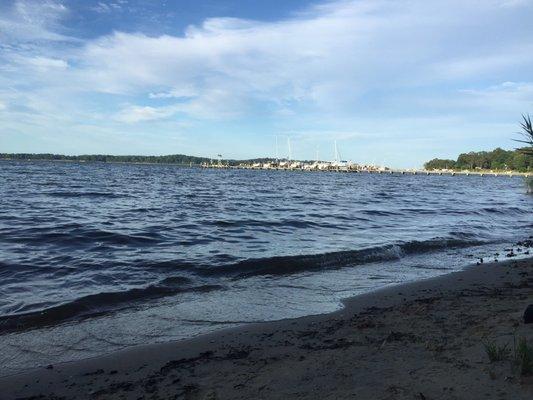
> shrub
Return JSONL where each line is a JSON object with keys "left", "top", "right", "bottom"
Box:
{"left": 514, "top": 336, "right": 533, "bottom": 376}
{"left": 483, "top": 340, "right": 510, "bottom": 362}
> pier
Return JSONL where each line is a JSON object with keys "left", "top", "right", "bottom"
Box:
{"left": 200, "top": 162, "right": 530, "bottom": 178}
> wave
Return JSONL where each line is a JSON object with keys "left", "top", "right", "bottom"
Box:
{"left": 1, "top": 226, "right": 161, "bottom": 247}
{"left": 481, "top": 206, "right": 528, "bottom": 215}
{"left": 0, "top": 235, "right": 489, "bottom": 333}
{"left": 44, "top": 191, "right": 128, "bottom": 199}
{"left": 0, "top": 278, "right": 221, "bottom": 334}
{"left": 198, "top": 235, "right": 487, "bottom": 278}
{"left": 106, "top": 235, "right": 488, "bottom": 279}
{"left": 206, "top": 218, "right": 337, "bottom": 229}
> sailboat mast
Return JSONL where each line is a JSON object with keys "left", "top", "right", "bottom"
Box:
{"left": 275, "top": 135, "right": 279, "bottom": 162}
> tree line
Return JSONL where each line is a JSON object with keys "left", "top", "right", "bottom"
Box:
{"left": 424, "top": 148, "right": 531, "bottom": 172}
{"left": 0, "top": 153, "right": 215, "bottom": 165}
{"left": 0, "top": 153, "right": 285, "bottom": 166}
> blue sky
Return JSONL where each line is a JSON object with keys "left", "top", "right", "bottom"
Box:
{"left": 1, "top": 0, "right": 532, "bottom": 167}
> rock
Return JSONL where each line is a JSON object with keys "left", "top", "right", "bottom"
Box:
{"left": 203, "top": 390, "right": 217, "bottom": 400}
{"left": 524, "top": 305, "right": 533, "bottom": 324}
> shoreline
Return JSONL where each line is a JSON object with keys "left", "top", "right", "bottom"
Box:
{"left": 2, "top": 158, "right": 530, "bottom": 176}
{"left": 2, "top": 257, "right": 533, "bottom": 399}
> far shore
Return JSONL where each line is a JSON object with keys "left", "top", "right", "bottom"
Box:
{"left": 0, "top": 157, "right": 198, "bottom": 167}
{"left": 2, "top": 257, "right": 533, "bottom": 399}
{"left": 1, "top": 158, "right": 530, "bottom": 176}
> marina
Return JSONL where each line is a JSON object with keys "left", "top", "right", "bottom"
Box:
{"left": 201, "top": 160, "right": 531, "bottom": 177}
{"left": 201, "top": 138, "right": 531, "bottom": 177}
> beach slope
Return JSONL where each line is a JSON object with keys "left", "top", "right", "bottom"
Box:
{"left": 2, "top": 258, "right": 533, "bottom": 399}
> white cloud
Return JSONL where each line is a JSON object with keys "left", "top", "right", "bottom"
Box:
{"left": 149, "top": 87, "right": 197, "bottom": 99}
{"left": 63, "top": 0, "right": 533, "bottom": 119}
{"left": 458, "top": 81, "right": 533, "bottom": 111}
{"left": 25, "top": 56, "right": 69, "bottom": 69}
{"left": 0, "top": 0, "right": 71, "bottom": 43}
{"left": 114, "top": 105, "right": 178, "bottom": 123}
{"left": 289, "top": 130, "right": 368, "bottom": 142}
{"left": 432, "top": 50, "right": 533, "bottom": 80}
{"left": 91, "top": 1, "right": 125, "bottom": 14}
{"left": 499, "top": 0, "right": 532, "bottom": 7}
{"left": 115, "top": 87, "right": 246, "bottom": 122}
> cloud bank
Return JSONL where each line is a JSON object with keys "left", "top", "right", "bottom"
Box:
{"left": 1, "top": 0, "right": 533, "bottom": 166}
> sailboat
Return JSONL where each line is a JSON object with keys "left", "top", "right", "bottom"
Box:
{"left": 331, "top": 140, "right": 349, "bottom": 171}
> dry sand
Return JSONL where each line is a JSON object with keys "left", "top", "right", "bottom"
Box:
{"left": 1, "top": 257, "right": 533, "bottom": 400}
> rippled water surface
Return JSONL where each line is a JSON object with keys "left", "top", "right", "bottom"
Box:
{"left": 0, "top": 160, "right": 531, "bottom": 373}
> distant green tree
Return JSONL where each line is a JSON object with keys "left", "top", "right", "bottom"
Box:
{"left": 0, "top": 153, "right": 214, "bottom": 165}
{"left": 424, "top": 147, "right": 531, "bottom": 173}
{"left": 509, "top": 152, "right": 531, "bottom": 171}
{"left": 423, "top": 158, "right": 456, "bottom": 170}
{"left": 0, "top": 153, "right": 282, "bottom": 167}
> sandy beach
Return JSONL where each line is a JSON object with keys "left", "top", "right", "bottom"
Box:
{"left": 2, "top": 0, "right": 533, "bottom": 398}
{"left": 1, "top": 257, "right": 532, "bottom": 399}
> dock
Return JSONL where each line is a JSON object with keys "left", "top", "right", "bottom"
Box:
{"left": 200, "top": 162, "right": 530, "bottom": 178}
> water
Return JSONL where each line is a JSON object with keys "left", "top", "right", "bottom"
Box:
{"left": 0, "top": 160, "right": 531, "bottom": 374}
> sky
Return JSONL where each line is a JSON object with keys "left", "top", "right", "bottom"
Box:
{"left": 0, "top": 0, "right": 532, "bottom": 168}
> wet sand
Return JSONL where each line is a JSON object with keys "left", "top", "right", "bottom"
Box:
{"left": 1, "top": 257, "right": 533, "bottom": 399}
